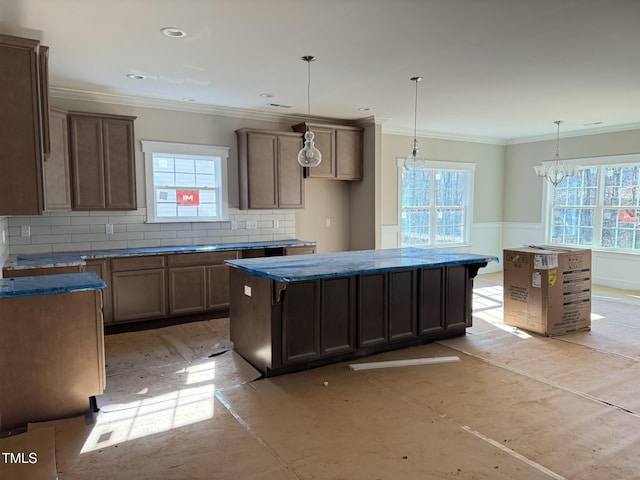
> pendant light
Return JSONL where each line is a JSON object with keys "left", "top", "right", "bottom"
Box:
{"left": 533, "top": 120, "right": 578, "bottom": 186}
{"left": 404, "top": 76, "right": 426, "bottom": 170}
{"left": 297, "top": 56, "right": 322, "bottom": 167}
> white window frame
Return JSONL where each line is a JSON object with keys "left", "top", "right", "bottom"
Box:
{"left": 543, "top": 153, "right": 640, "bottom": 252}
{"left": 396, "top": 158, "right": 475, "bottom": 248}
{"left": 142, "top": 140, "right": 230, "bottom": 223}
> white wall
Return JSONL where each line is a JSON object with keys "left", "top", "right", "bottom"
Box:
{"left": 504, "top": 128, "right": 640, "bottom": 290}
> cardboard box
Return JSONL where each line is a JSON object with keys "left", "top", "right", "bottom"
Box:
{"left": 503, "top": 246, "right": 591, "bottom": 336}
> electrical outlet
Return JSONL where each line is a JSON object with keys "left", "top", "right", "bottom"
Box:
{"left": 2, "top": 230, "right": 5, "bottom": 244}
{"left": 21, "top": 225, "right": 31, "bottom": 237}
{"left": 273, "top": 220, "right": 280, "bottom": 228}
{"left": 231, "top": 221, "right": 237, "bottom": 230}
{"left": 325, "top": 218, "right": 331, "bottom": 227}
{"left": 246, "top": 220, "right": 258, "bottom": 229}
{"left": 106, "top": 223, "right": 114, "bottom": 235}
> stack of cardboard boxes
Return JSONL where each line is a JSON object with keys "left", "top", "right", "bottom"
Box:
{"left": 503, "top": 246, "right": 592, "bottom": 336}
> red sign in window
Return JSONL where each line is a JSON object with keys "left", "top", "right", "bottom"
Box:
{"left": 177, "top": 190, "right": 200, "bottom": 206}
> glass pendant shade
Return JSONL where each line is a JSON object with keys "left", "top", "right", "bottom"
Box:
{"left": 404, "top": 139, "right": 425, "bottom": 169}
{"left": 297, "top": 130, "right": 322, "bottom": 167}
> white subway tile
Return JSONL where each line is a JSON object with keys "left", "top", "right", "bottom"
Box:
{"left": 31, "top": 234, "right": 72, "bottom": 244}
{"left": 71, "top": 216, "right": 110, "bottom": 225}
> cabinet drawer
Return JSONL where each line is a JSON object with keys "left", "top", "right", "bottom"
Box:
{"left": 111, "top": 255, "right": 165, "bottom": 272}
{"left": 167, "top": 251, "right": 239, "bottom": 267}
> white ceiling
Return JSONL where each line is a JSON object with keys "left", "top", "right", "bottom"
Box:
{"left": 3, "top": 0, "right": 640, "bottom": 144}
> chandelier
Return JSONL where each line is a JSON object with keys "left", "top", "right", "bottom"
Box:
{"left": 533, "top": 120, "right": 578, "bottom": 186}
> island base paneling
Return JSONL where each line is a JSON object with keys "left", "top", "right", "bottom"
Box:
{"left": 230, "top": 262, "right": 486, "bottom": 377}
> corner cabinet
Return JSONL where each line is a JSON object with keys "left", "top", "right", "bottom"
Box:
{"left": 0, "top": 34, "right": 50, "bottom": 215}
{"left": 236, "top": 128, "right": 304, "bottom": 209}
{"left": 291, "top": 123, "right": 363, "bottom": 181}
{"left": 68, "top": 112, "right": 137, "bottom": 210}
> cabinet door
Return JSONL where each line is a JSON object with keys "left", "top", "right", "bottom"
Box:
{"left": 282, "top": 280, "right": 320, "bottom": 365}
{"left": 112, "top": 269, "right": 167, "bottom": 322}
{"left": 336, "top": 128, "right": 363, "bottom": 180}
{"left": 44, "top": 109, "right": 72, "bottom": 210}
{"left": 69, "top": 114, "right": 105, "bottom": 209}
{"left": 418, "top": 267, "right": 445, "bottom": 337}
{"left": 303, "top": 126, "right": 334, "bottom": 178}
{"left": 320, "top": 277, "right": 356, "bottom": 357}
{"left": 207, "top": 264, "right": 232, "bottom": 310}
{"left": 169, "top": 266, "right": 206, "bottom": 315}
{"left": 69, "top": 113, "right": 136, "bottom": 210}
{"left": 103, "top": 117, "right": 136, "bottom": 209}
{"left": 277, "top": 134, "right": 304, "bottom": 208}
{"left": 245, "top": 131, "right": 278, "bottom": 208}
{"left": 358, "top": 273, "right": 387, "bottom": 347}
{"left": 0, "top": 35, "right": 45, "bottom": 215}
{"left": 445, "top": 265, "right": 471, "bottom": 332}
{"left": 388, "top": 270, "right": 417, "bottom": 342}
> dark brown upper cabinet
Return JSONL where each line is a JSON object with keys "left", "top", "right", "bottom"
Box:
{"left": 0, "top": 34, "right": 50, "bottom": 215}
{"left": 236, "top": 128, "right": 304, "bottom": 210}
{"left": 292, "top": 123, "right": 364, "bottom": 181}
{"left": 68, "top": 112, "right": 137, "bottom": 210}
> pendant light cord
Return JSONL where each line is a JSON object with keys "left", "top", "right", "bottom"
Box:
{"left": 413, "top": 78, "right": 418, "bottom": 144}
{"left": 307, "top": 59, "right": 311, "bottom": 132}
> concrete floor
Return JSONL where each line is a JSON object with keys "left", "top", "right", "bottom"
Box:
{"left": 3, "top": 273, "right": 640, "bottom": 479}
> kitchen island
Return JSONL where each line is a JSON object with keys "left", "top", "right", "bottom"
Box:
{"left": 0, "top": 272, "right": 106, "bottom": 432}
{"left": 226, "top": 248, "right": 498, "bottom": 377}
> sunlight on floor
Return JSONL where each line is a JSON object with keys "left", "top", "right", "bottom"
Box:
{"left": 472, "top": 285, "right": 533, "bottom": 339}
{"left": 80, "top": 360, "right": 218, "bottom": 453}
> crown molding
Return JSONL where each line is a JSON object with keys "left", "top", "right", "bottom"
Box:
{"left": 50, "top": 87, "right": 640, "bottom": 146}
{"left": 381, "top": 126, "right": 506, "bottom": 146}
{"left": 506, "top": 122, "right": 640, "bottom": 145}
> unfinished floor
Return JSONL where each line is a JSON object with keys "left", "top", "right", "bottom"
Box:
{"left": 3, "top": 273, "right": 640, "bottom": 479}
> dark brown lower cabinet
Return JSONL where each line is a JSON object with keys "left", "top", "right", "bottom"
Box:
{"left": 230, "top": 262, "right": 486, "bottom": 377}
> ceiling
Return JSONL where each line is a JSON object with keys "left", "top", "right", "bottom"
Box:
{"left": 2, "top": 0, "right": 640, "bottom": 144}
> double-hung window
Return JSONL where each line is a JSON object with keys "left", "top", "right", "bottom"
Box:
{"left": 398, "top": 159, "right": 475, "bottom": 247}
{"left": 142, "top": 141, "right": 229, "bottom": 223}
{"left": 549, "top": 160, "right": 640, "bottom": 251}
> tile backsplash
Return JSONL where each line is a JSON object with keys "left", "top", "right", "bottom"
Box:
{"left": 7, "top": 208, "right": 296, "bottom": 255}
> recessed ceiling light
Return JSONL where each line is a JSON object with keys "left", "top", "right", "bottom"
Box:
{"left": 358, "top": 107, "right": 371, "bottom": 112}
{"left": 161, "top": 27, "right": 187, "bottom": 38}
{"left": 126, "top": 73, "right": 146, "bottom": 80}
{"left": 260, "top": 93, "right": 274, "bottom": 98}
{"left": 182, "top": 98, "right": 196, "bottom": 102}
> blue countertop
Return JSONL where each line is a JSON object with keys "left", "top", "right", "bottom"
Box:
{"left": 0, "top": 272, "right": 107, "bottom": 299}
{"left": 225, "top": 247, "right": 499, "bottom": 282}
{"left": 4, "top": 240, "right": 316, "bottom": 271}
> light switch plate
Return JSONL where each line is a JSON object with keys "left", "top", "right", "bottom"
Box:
{"left": 244, "top": 285, "right": 252, "bottom": 297}
{"left": 21, "top": 225, "right": 30, "bottom": 237}
{"left": 246, "top": 220, "right": 258, "bottom": 229}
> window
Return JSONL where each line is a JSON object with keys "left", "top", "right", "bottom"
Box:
{"left": 398, "top": 159, "right": 474, "bottom": 247}
{"left": 142, "top": 141, "right": 229, "bottom": 223}
{"left": 549, "top": 162, "right": 640, "bottom": 251}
